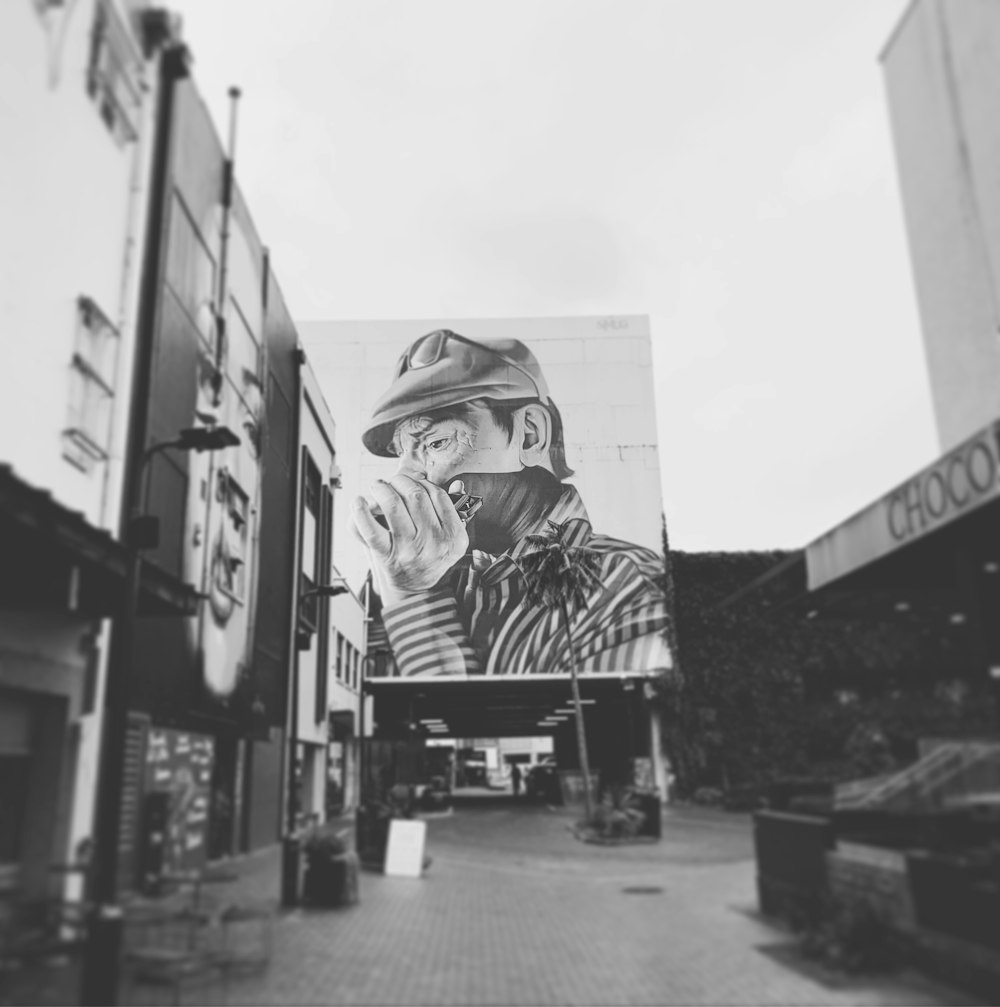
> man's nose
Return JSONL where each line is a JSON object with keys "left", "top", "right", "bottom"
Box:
{"left": 395, "top": 458, "right": 449, "bottom": 487}
{"left": 395, "top": 457, "right": 429, "bottom": 481}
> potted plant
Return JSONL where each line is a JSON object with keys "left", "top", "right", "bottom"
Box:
{"left": 575, "top": 785, "right": 648, "bottom": 844}
{"left": 301, "top": 825, "right": 359, "bottom": 907}
{"left": 419, "top": 775, "right": 452, "bottom": 813}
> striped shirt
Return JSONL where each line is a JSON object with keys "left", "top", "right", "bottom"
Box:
{"left": 380, "top": 483, "right": 672, "bottom": 677}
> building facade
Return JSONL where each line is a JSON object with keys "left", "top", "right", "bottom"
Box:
{"left": 0, "top": 0, "right": 179, "bottom": 902}
{"left": 298, "top": 316, "right": 673, "bottom": 801}
{"left": 882, "top": 0, "right": 1000, "bottom": 451}
{"left": 796, "top": 0, "right": 1000, "bottom": 732}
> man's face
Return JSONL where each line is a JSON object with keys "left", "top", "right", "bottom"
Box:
{"left": 391, "top": 402, "right": 521, "bottom": 486}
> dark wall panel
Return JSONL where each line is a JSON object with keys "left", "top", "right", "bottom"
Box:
{"left": 247, "top": 732, "right": 284, "bottom": 851}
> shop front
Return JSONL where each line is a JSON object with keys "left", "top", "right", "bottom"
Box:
{"left": 804, "top": 419, "right": 1000, "bottom": 726}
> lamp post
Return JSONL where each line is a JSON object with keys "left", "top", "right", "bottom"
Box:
{"left": 80, "top": 425, "right": 240, "bottom": 1007}
{"left": 280, "top": 579, "right": 349, "bottom": 908}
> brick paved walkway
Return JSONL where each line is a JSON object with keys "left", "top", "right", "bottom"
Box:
{"left": 216, "top": 799, "right": 974, "bottom": 1006}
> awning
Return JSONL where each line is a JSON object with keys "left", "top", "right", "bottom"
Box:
{"left": 366, "top": 674, "right": 650, "bottom": 739}
{"left": 711, "top": 422, "right": 1000, "bottom": 624}
{"left": 0, "top": 466, "right": 200, "bottom": 617}
{"left": 806, "top": 420, "right": 1000, "bottom": 591}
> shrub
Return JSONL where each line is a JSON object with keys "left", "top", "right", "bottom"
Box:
{"left": 692, "top": 786, "right": 724, "bottom": 806}
{"left": 590, "top": 786, "right": 645, "bottom": 839}
{"left": 798, "top": 898, "right": 896, "bottom": 973}
{"left": 303, "top": 824, "right": 348, "bottom": 864}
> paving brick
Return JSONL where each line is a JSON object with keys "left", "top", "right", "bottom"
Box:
{"left": 214, "top": 801, "right": 974, "bottom": 1006}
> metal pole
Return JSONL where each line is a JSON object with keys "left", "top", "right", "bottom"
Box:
{"left": 80, "top": 439, "right": 185, "bottom": 1004}
{"left": 79, "top": 518, "right": 143, "bottom": 1005}
{"left": 280, "top": 641, "right": 301, "bottom": 908}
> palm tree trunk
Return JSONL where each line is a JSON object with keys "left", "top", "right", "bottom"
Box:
{"left": 561, "top": 599, "right": 595, "bottom": 822}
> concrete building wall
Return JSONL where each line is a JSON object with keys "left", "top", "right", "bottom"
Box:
{"left": 295, "top": 375, "right": 338, "bottom": 750}
{"left": 0, "top": 0, "right": 162, "bottom": 893}
{"left": 882, "top": 0, "right": 1000, "bottom": 450}
{"left": 327, "top": 590, "right": 366, "bottom": 810}
{"left": 246, "top": 733, "right": 285, "bottom": 851}
{"left": 0, "top": 0, "right": 157, "bottom": 529}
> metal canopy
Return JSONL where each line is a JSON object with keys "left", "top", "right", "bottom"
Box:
{"left": 0, "top": 466, "right": 200, "bottom": 617}
{"left": 716, "top": 494, "right": 999, "bottom": 625}
{"left": 367, "top": 674, "right": 649, "bottom": 739}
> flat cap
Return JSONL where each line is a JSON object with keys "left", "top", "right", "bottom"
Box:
{"left": 362, "top": 329, "right": 550, "bottom": 457}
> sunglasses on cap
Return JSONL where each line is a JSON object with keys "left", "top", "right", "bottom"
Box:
{"left": 394, "top": 329, "right": 546, "bottom": 401}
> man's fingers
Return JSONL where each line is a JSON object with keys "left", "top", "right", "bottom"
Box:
{"left": 387, "top": 474, "right": 445, "bottom": 530}
{"left": 422, "top": 477, "right": 466, "bottom": 536}
{"left": 351, "top": 497, "right": 392, "bottom": 556}
{"left": 370, "top": 479, "right": 417, "bottom": 537}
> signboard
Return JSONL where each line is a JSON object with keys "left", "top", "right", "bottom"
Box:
{"left": 384, "top": 819, "right": 427, "bottom": 878}
{"left": 144, "top": 728, "right": 214, "bottom": 875}
{"left": 300, "top": 317, "right": 673, "bottom": 681}
{"left": 807, "top": 420, "right": 1000, "bottom": 590}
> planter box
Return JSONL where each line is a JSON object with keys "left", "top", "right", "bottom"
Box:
{"left": 558, "top": 771, "right": 600, "bottom": 807}
{"left": 303, "top": 852, "right": 360, "bottom": 908}
{"left": 833, "top": 807, "right": 987, "bottom": 851}
{"left": 753, "top": 810, "right": 834, "bottom": 921}
{"left": 355, "top": 809, "right": 391, "bottom": 868}
{"left": 907, "top": 850, "right": 1000, "bottom": 951}
{"left": 633, "top": 792, "right": 662, "bottom": 839}
{"left": 826, "top": 842, "right": 917, "bottom": 933}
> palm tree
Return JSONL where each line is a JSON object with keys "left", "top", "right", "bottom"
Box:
{"left": 517, "top": 519, "right": 602, "bottom": 822}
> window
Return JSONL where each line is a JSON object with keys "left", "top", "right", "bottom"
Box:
{"left": 335, "top": 634, "right": 345, "bottom": 681}
{"left": 299, "top": 452, "right": 321, "bottom": 628}
{"left": 227, "top": 300, "right": 263, "bottom": 459}
{"left": 165, "top": 194, "right": 217, "bottom": 348}
{"left": 352, "top": 649, "right": 360, "bottom": 691}
{"left": 0, "top": 693, "right": 36, "bottom": 866}
{"left": 63, "top": 296, "right": 120, "bottom": 472}
{"left": 86, "top": 0, "right": 141, "bottom": 145}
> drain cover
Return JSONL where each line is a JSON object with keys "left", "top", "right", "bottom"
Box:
{"left": 621, "top": 886, "right": 663, "bottom": 895}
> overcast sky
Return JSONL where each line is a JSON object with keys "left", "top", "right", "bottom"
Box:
{"left": 167, "top": 0, "right": 938, "bottom": 553}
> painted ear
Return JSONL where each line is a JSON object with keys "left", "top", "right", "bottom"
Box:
{"left": 519, "top": 403, "right": 552, "bottom": 465}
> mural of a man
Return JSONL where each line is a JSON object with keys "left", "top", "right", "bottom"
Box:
{"left": 351, "top": 329, "right": 671, "bottom": 677}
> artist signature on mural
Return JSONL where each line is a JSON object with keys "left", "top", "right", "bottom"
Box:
{"left": 597, "top": 317, "right": 630, "bottom": 331}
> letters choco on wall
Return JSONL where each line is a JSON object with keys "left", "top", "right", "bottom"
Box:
{"left": 807, "top": 421, "right": 1000, "bottom": 590}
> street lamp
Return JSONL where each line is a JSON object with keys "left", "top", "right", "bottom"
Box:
{"left": 80, "top": 426, "right": 240, "bottom": 1007}
{"left": 281, "top": 577, "right": 350, "bottom": 908}
{"left": 302, "top": 583, "right": 350, "bottom": 600}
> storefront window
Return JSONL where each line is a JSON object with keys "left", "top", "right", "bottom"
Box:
{"left": 0, "top": 692, "right": 36, "bottom": 866}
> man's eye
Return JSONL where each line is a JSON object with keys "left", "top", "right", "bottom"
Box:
{"left": 427, "top": 438, "right": 450, "bottom": 451}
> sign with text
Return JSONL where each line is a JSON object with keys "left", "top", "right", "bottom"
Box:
{"left": 807, "top": 420, "right": 1000, "bottom": 589}
{"left": 384, "top": 819, "right": 427, "bottom": 878}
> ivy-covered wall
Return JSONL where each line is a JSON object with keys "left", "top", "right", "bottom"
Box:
{"left": 658, "top": 550, "right": 993, "bottom": 798}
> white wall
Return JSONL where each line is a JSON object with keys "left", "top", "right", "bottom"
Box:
{"left": 296, "top": 371, "right": 338, "bottom": 747}
{"left": 883, "top": 0, "right": 1000, "bottom": 450}
{"left": 326, "top": 588, "right": 366, "bottom": 716}
{"left": 0, "top": 0, "right": 156, "bottom": 530}
{"left": 298, "top": 316, "right": 664, "bottom": 587}
{"left": 0, "top": 0, "right": 162, "bottom": 887}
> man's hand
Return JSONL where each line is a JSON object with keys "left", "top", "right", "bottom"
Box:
{"left": 351, "top": 475, "right": 469, "bottom": 608}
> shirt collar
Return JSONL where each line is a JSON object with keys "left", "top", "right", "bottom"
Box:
{"left": 508, "top": 482, "right": 590, "bottom": 560}
{"left": 466, "top": 483, "right": 592, "bottom": 588}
